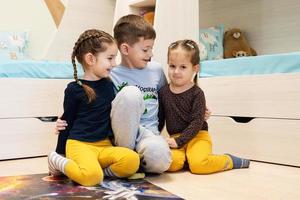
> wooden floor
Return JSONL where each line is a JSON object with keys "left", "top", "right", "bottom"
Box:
{"left": 0, "top": 157, "right": 299, "bottom": 200}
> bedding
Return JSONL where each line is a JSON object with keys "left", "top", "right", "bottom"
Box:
{"left": 0, "top": 31, "right": 29, "bottom": 60}
{"left": 0, "top": 59, "right": 83, "bottom": 78}
{"left": 200, "top": 51, "right": 300, "bottom": 77}
{"left": 2, "top": 52, "right": 300, "bottom": 79}
{"left": 199, "top": 25, "right": 224, "bottom": 61}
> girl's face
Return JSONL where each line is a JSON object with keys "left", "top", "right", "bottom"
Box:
{"left": 92, "top": 43, "right": 118, "bottom": 78}
{"left": 168, "top": 47, "right": 199, "bottom": 87}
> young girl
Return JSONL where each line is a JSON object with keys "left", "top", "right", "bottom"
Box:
{"left": 48, "top": 29, "right": 139, "bottom": 186}
{"left": 158, "top": 39, "right": 250, "bottom": 174}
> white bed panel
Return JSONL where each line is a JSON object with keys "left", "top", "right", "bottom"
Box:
{"left": 199, "top": 73, "right": 300, "bottom": 119}
{"left": 0, "top": 78, "right": 70, "bottom": 118}
{"left": 0, "top": 118, "right": 57, "bottom": 160}
{"left": 208, "top": 116, "right": 300, "bottom": 166}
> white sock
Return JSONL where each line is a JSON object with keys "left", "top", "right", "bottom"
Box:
{"left": 48, "top": 151, "right": 68, "bottom": 175}
{"left": 103, "top": 167, "right": 118, "bottom": 177}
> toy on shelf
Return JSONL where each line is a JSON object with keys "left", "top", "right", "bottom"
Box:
{"left": 224, "top": 28, "right": 257, "bottom": 58}
{"left": 140, "top": 10, "right": 155, "bottom": 26}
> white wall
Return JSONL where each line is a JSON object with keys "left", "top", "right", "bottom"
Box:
{"left": 154, "top": 0, "right": 199, "bottom": 68}
{"left": 113, "top": 0, "right": 199, "bottom": 67}
{"left": 0, "top": 0, "right": 116, "bottom": 61}
{"left": 0, "top": 0, "right": 57, "bottom": 59}
{"left": 45, "top": 0, "right": 116, "bottom": 61}
{"left": 61, "top": 0, "right": 69, "bottom": 6}
{"left": 199, "top": 0, "right": 300, "bottom": 55}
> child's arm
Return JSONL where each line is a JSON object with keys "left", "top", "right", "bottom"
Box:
{"left": 166, "top": 138, "right": 178, "bottom": 148}
{"left": 55, "top": 85, "right": 79, "bottom": 155}
{"left": 174, "top": 90, "right": 206, "bottom": 148}
{"left": 204, "top": 107, "right": 212, "bottom": 121}
{"left": 54, "top": 118, "right": 68, "bottom": 134}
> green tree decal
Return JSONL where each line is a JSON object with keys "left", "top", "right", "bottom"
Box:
{"left": 143, "top": 93, "right": 157, "bottom": 100}
{"left": 117, "top": 82, "right": 128, "bottom": 92}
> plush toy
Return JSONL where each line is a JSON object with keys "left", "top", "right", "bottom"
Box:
{"left": 142, "top": 11, "right": 154, "bottom": 26}
{"left": 223, "top": 28, "right": 257, "bottom": 58}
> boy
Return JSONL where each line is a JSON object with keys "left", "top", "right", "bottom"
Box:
{"left": 109, "top": 14, "right": 172, "bottom": 173}
{"left": 56, "top": 14, "right": 172, "bottom": 173}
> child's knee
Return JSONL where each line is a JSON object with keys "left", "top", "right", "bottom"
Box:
{"left": 78, "top": 170, "right": 104, "bottom": 186}
{"left": 143, "top": 157, "right": 170, "bottom": 173}
{"left": 118, "top": 86, "right": 143, "bottom": 103}
{"left": 189, "top": 159, "right": 210, "bottom": 174}
{"left": 137, "top": 135, "right": 172, "bottom": 173}
{"left": 168, "top": 152, "right": 185, "bottom": 172}
{"left": 121, "top": 151, "right": 140, "bottom": 176}
{"left": 142, "top": 147, "right": 172, "bottom": 173}
{"left": 168, "top": 160, "right": 185, "bottom": 172}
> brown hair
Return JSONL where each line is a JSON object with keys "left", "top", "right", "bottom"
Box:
{"left": 113, "top": 14, "right": 156, "bottom": 47}
{"left": 167, "top": 39, "right": 200, "bottom": 84}
{"left": 72, "top": 29, "right": 115, "bottom": 103}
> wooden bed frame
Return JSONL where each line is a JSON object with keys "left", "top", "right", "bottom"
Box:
{"left": 0, "top": 78, "right": 71, "bottom": 160}
{"left": 1, "top": 72, "right": 300, "bottom": 168}
{"left": 200, "top": 73, "right": 300, "bottom": 167}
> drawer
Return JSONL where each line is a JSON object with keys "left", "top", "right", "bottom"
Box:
{"left": 0, "top": 78, "right": 70, "bottom": 118}
{"left": 207, "top": 116, "right": 300, "bottom": 166}
{"left": 0, "top": 118, "right": 58, "bottom": 160}
{"left": 200, "top": 73, "right": 300, "bottom": 119}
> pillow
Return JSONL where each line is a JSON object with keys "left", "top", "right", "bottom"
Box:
{"left": 199, "top": 25, "right": 224, "bottom": 61}
{"left": 0, "top": 31, "right": 29, "bottom": 60}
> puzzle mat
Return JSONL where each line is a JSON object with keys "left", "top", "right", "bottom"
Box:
{"left": 0, "top": 173, "right": 183, "bottom": 199}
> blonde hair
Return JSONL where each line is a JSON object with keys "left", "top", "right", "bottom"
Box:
{"left": 113, "top": 14, "right": 156, "bottom": 47}
{"left": 168, "top": 39, "right": 200, "bottom": 84}
{"left": 72, "top": 29, "right": 115, "bottom": 103}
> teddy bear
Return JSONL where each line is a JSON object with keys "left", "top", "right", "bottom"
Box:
{"left": 223, "top": 28, "right": 257, "bottom": 58}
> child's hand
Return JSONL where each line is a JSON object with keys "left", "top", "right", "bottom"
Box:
{"left": 55, "top": 118, "right": 68, "bottom": 134}
{"left": 204, "top": 107, "right": 212, "bottom": 121}
{"left": 166, "top": 138, "right": 178, "bottom": 148}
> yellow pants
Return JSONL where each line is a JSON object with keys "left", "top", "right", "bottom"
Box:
{"left": 168, "top": 131, "right": 233, "bottom": 174}
{"left": 65, "top": 138, "right": 139, "bottom": 186}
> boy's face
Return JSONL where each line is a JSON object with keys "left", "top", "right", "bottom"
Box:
{"left": 123, "top": 37, "right": 154, "bottom": 69}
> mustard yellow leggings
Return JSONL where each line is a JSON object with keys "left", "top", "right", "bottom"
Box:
{"left": 65, "top": 138, "right": 139, "bottom": 186}
{"left": 168, "top": 131, "right": 233, "bottom": 174}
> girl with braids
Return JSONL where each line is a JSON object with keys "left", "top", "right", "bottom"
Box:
{"left": 158, "top": 39, "right": 250, "bottom": 174}
{"left": 48, "top": 29, "right": 139, "bottom": 186}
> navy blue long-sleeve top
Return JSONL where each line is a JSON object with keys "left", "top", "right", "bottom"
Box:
{"left": 55, "top": 78, "right": 115, "bottom": 154}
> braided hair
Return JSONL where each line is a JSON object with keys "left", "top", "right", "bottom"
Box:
{"left": 71, "top": 29, "right": 115, "bottom": 103}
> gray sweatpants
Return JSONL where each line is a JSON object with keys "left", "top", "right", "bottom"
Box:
{"left": 110, "top": 86, "right": 171, "bottom": 173}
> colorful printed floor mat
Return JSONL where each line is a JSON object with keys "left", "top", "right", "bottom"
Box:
{"left": 0, "top": 173, "right": 183, "bottom": 199}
